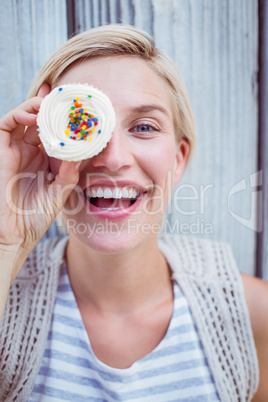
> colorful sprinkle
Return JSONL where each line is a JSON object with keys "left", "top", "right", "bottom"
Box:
{"left": 60, "top": 142, "right": 65, "bottom": 146}
{"left": 59, "top": 87, "right": 63, "bottom": 91}
{"left": 66, "top": 97, "right": 99, "bottom": 141}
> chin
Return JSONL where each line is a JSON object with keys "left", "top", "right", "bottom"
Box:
{"left": 67, "top": 216, "right": 160, "bottom": 255}
{"left": 69, "top": 229, "right": 140, "bottom": 255}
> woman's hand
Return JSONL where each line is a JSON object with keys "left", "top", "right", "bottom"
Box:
{"left": 0, "top": 84, "right": 81, "bottom": 284}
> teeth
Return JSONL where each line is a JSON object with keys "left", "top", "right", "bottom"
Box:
{"left": 86, "top": 187, "right": 140, "bottom": 199}
{"left": 99, "top": 207, "right": 122, "bottom": 210}
{"left": 133, "top": 189, "right": 138, "bottom": 198}
{"left": 103, "top": 188, "right": 113, "bottom": 198}
{"left": 91, "top": 188, "right": 98, "bottom": 197}
{"left": 122, "top": 188, "right": 129, "bottom": 198}
{"left": 113, "top": 188, "right": 121, "bottom": 198}
{"left": 97, "top": 188, "right": 103, "bottom": 197}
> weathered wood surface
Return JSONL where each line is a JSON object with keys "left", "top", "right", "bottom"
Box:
{"left": 1, "top": 0, "right": 67, "bottom": 115}
{"left": 1, "top": 0, "right": 262, "bottom": 277}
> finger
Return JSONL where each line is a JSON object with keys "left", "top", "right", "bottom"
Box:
{"left": 57, "top": 160, "right": 82, "bottom": 185}
{"left": 0, "top": 97, "right": 43, "bottom": 134}
{"left": 14, "top": 97, "right": 43, "bottom": 114}
{"left": 46, "top": 160, "right": 82, "bottom": 215}
{"left": 37, "top": 83, "right": 51, "bottom": 98}
{"left": 18, "top": 140, "right": 47, "bottom": 172}
{"left": 23, "top": 85, "right": 51, "bottom": 146}
{"left": 23, "top": 124, "right": 41, "bottom": 146}
{"left": 0, "top": 97, "right": 45, "bottom": 149}
{"left": 0, "top": 111, "right": 36, "bottom": 148}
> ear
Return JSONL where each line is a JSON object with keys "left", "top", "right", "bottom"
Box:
{"left": 173, "top": 139, "right": 190, "bottom": 185}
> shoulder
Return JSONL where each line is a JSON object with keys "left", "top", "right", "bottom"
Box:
{"left": 158, "top": 234, "right": 237, "bottom": 278}
{"left": 241, "top": 273, "right": 268, "bottom": 336}
{"left": 158, "top": 233, "right": 232, "bottom": 256}
{"left": 159, "top": 235, "right": 259, "bottom": 399}
{"left": 241, "top": 273, "right": 268, "bottom": 401}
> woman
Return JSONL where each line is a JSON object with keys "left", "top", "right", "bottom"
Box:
{"left": 0, "top": 24, "right": 267, "bottom": 401}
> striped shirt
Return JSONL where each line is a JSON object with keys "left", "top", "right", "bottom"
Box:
{"left": 30, "top": 266, "right": 220, "bottom": 401}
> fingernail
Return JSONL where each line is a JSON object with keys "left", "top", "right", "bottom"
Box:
{"left": 74, "top": 161, "right": 82, "bottom": 171}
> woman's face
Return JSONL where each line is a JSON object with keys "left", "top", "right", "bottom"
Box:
{"left": 50, "top": 56, "right": 189, "bottom": 253}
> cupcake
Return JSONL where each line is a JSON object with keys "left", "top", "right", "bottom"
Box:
{"left": 37, "top": 84, "right": 116, "bottom": 161}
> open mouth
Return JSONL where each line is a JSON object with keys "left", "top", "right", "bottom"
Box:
{"left": 84, "top": 186, "right": 142, "bottom": 211}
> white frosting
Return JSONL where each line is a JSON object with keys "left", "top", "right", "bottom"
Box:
{"left": 37, "top": 84, "right": 116, "bottom": 161}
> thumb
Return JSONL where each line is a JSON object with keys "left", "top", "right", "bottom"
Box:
{"left": 46, "top": 160, "right": 82, "bottom": 216}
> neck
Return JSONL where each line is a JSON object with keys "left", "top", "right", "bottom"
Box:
{"left": 66, "top": 233, "right": 172, "bottom": 315}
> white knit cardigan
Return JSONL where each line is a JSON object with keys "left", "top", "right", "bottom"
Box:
{"left": 0, "top": 235, "right": 259, "bottom": 401}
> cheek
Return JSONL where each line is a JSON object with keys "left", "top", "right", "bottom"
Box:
{"left": 143, "top": 145, "right": 177, "bottom": 182}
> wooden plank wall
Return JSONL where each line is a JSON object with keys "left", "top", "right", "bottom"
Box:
{"left": 1, "top": 0, "right": 68, "bottom": 115}
{"left": 1, "top": 0, "right": 264, "bottom": 278}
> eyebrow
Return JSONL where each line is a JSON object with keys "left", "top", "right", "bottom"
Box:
{"left": 131, "top": 104, "right": 170, "bottom": 117}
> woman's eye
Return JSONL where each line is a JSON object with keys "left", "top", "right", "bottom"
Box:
{"left": 130, "top": 124, "right": 159, "bottom": 133}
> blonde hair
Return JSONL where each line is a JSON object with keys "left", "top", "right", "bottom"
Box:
{"left": 29, "top": 24, "right": 195, "bottom": 161}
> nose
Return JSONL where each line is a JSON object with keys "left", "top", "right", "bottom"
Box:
{"left": 91, "top": 128, "right": 134, "bottom": 173}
